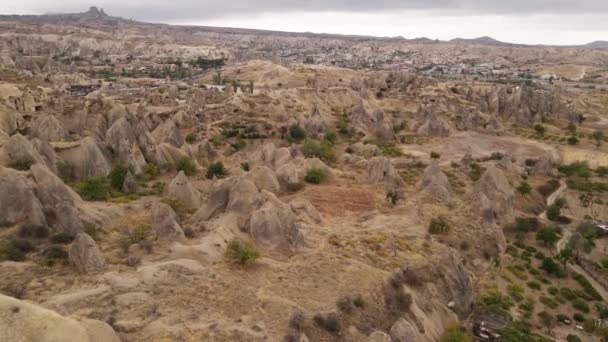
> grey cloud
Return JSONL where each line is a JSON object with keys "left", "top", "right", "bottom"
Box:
{"left": 9, "top": 0, "right": 608, "bottom": 22}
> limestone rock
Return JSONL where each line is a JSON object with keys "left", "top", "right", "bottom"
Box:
{"left": 122, "top": 171, "right": 138, "bottom": 194}
{"left": 248, "top": 166, "right": 280, "bottom": 193}
{"left": 166, "top": 171, "right": 201, "bottom": 209}
{"left": 226, "top": 178, "right": 263, "bottom": 218}
{"left": 0, "top": 294, "right": 120, "bottom": 342}
{"left": 151, "top": 202, "right": 185, "bottom": 240}
{"left": 191, "top": 178, "right": 234, "bottom": 221}
{"left": 31, "top": 115, "right": 69, "bottom": 142}
{"left": 30, "top": 164, "right": 83, "bottom": 234}
{"left": 473, "top": 166, "right": 514, "bottom": 226}
{"left": 416, "top": 162, "right": 452, "bottom": 205}
{"left": 0, "top": 133, "right": 47, "bottom": 169}
{"left": 367, "top": 331, "right": 392, "bottom": 342}
{"left": 390, "top": 318, "right": 420, "bottom": 342}
{"left": 55, "top": 137, "right": 111, "bottom": 179}
{"left": 289, "top": 198, "right": 321, "bottom": 223}
{"left": 249, "top": 192, "right": 304, "bottom": 254}
{"left": 69, "top": 233, "right": 105, "bottom": 273}
{"left": 152, "top": 119, "right": 183, "bottom": 147}
{"left": 0, "top": 166, "right": 46, "bottom": 227}
{"left": 367, "top": 157, "right": 403, "bottom": 188}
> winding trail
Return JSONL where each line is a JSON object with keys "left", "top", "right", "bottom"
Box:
{"left": 542, "top": 180, "right": 608, "bottom": 302}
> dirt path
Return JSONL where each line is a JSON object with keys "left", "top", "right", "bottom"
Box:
{"left": 544, "top": 181, "right": 608, "bottom": 302}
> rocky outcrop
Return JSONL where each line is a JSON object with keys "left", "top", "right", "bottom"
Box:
{"left": 0, "top": 133, "right": 47, "bottom": 169}
{"left": 350, "top": 142, "right": 381, "bottom": 159}
{"left": 473, "top": 166, "right": 514, "bottom": 226}
{"left": 367, "top": 157, "right": 403, "bottom": 188}
{"left": 416, "top": 162, "right": 452, "bottom": 205}
{"left": 55, "top": 137, "right": 111, "bottom": 179}
{"left": 226, "top": 178, "right": 263, "bottom": 219}
{"left": 165, "top": 171, "right": 201, "bottom": 209}
{"left": 249, "top": 192, "right": 304, "bottom": 254}
{"left": 302, "top": 103, "right": 328, "bottom": 138}
{"left": 106, "top": 116, "right": 147, "bottom": 175}
{"left": 289, "top": 198, "right": 321, "bottom": 223}
{"left": 401, "top": 251, "right": 474, "bottom": 317}
{"left": 390, "top": 318, "right": 421, "bottom": 342}
{"left": 0, "top": 166, "right": 46, "bottom": 227}
{"left": 348, "top": 102, "right": 395, "bottom": 141}
{"left": 69, "top": 232, "right": 105, "bottom": 273}
{"left": 31, "top": 115, "right": 69, "bottom": 142}
{"left": 410, "top": 108, "right": 451, "bottom": 137}
{"left": 122, "top": 171, "right": 137, "bottom": 194}
{"left": 151, "top": 201, "right": 185, "bottom": 240}
{"left": 191, "top": 179, "right": 234, "bottom": 222}
{"left": 152, "top": 118, "right": 183, "bottom": 147}
{"left": 30, "top": 164, "right": 83, "bottom": 234}
{"left": 0, "top": 294, "right": 120, "bottom": 342}
{"left": 248, "top": 166, "right": 280, "bottom": 193}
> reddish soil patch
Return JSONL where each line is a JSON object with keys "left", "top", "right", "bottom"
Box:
{"left": 289, "top": 185, "right": 376, "bottom": 215}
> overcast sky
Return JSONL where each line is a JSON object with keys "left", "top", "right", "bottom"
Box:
{"left": 2, "top": 1, "right": 608, "bottom": 45}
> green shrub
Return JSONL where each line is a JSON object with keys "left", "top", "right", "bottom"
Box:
{"left": 143, "top": 163, "right": 160, "bottom": 180}
{"left": 385, "top": 189, "right": 400, "bottom": 206}
{"left": 79, "top": 177, "right": 111, "bottom": 201}
{"left": 324, "top": 130, "right": 337, "bottom": 145}
{"left": 230, "top": 139, "right": 246, "bottom": 151}
{"left": 353, "top": 294, "right": 365, "bottom": 308}
{"left": 206, "top": 161, "right": 226, "bottom": 179}
{"left": 130, "top": 226, "right": 146, "bottom": 244}
{"left": 539, "top": 296, "right": 558, "bottom": 309}
{"left": 17, "top": 224, "right": 49, "bottom": 238}
{"left": 571, "top": 298, "right": 590, "bottom": 313}
{"left": 514, "top": 217, "right": 541, "bottom": 232}
{"left": 301, "top": 139, "right": 335, "bottom": 162}
{"left": 477, "top": 289, "right": 512, "bottom": 311}
{"left": 57, "top": 161, "right": 76, "bottom": 182}
{"left": 558, "top": 162, "right": 592, "bottom": 178}
{"left": 567, "top": 136, "right": 579, "bottom": 145}
{"left": 489, "top": 152, "right": 504, "bottom": 160}
{"left": 0, "top": 242, "right": 26, "bottom": 261}
{"left": 534, "top": 124, "right": 546, "bottom": 137}
{"left": 288, "top": 124, "right": 306, "bottom": 141}
{"left": 313, "top": 312, "right": 340, "bottom": 333}
{"left": 109, "top": 164, "right": 129, "bottom": 190}
{"left": 336, "top": 296, "right": 353, "bottom": 313}
{"left": 49, "top": 233, "right": 74, "bottom": 244}
{"left": 430, "top": 151, "right": 441, "bottom": 160}
{"left": 8, "top": 156, "right": 34, "bottom": 171}
{"left": 440, "top": 324, "right": 471, "bottom": 342}
{"left": 305, "top": 168, "right": 327, "bottom": 184}
{"left": 507, "top": 284, "right": 524, "bottom": 302}
{"left": 176, "top": 157, "right": 197, "bottom": 176}
{"left": 185, "top": 133, "right": 196, "bottom": 144}
{"left": 345, "top": 146, "right": 354, "bottom": 154}
{"left": 381, "top": 144, "right": 403, "bottom": 157}
{"left": 560, "top": 287, "right": 578, "bottom": 301}
{"left": 572, "top": 273, "right": 602, "bottom": 300}
{"left": 517, "top": 181, "right": 532, "bottom": 196}
{"left": 429, "top": 215, "right": 451, "bottom": 234}
{"left": 225, "top": 239, "right": 261, "bottom": 266}
{"left": 536, "top": 227, "right": 559, "bottom": 247}
{"left": 43, "top": 245, "right": 68, "bottom": 260}
{"left": 573, "top": 313, "right": 586, "bottom": 322}
{"left": 546, "top": 204, "right": 561, "bottom": 221}
{"left": 567, "top": 335, "right": 582, "bottom": 342}
{"left": 526, "top": 281, "right": 541, "bottom": 290}
{"left": 241, "top": 162, "right": 250, "bottom": 171}
{"left": 468, "top": 162, "right": 486, "bottom": 181}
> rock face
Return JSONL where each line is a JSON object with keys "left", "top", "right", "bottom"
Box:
{"left": 152, "top": 118, "right": 183, "bottom": 147}
{"left": 390, "top": 318, "right": 421, "bottom": 342}
{"left": 367, "top": 157, "right": 403, "bottom": 188}
{"left": 69, "top": 233, "right": 106, "bottom": 273}
{"left": 191, "top": 179, "right": 234, "bottom": 221}
{"left": 31, "top": 115, "right": 69, "bottom": 142}
{"left": 348, "top": 102, "right": 395, "bottom": 141}
{"left": 416, "top": 162, "right": 452, "bottom": 205}
{"left": 56, "top": 137, "right": 111, "bottom": 179}
{"left": 0, "top": 166, "right": 46, "bottom": 227}
{"left": 0, "top": 294, "right": 120, "bottom": 342}
{"left": 30, "top": 164, "right": 83, "bottom": 234}
{"left": 401, "top": 251, "right": 474, "bottom": 317}
{"left": 151, "top": 202, "right": 185, "bottom": 240}
{"left": 0, "top": 133, "right": 48, "bottom": 169}
{"left": 165, "top": 171, "right": 201, "bottom": 209}
{"left": 473, "top": 166, "right": 514, "bottom": 226}
{"left": 248, "top": 166, "right": 280, "bottom": 193}
{"left": 302, "top": 103, "right": 328, "bottom": 138}
{"left": 122, "top": 171, "right": 138, "bottom": 194}
{"left": 105, "top": 116, "right": 147, "bottom": 175}
{"left": 411, "top": 109, "right": 451, "bottom": 137}
{"left": 289, "top": 198, "right": 321, "bottom": 223}
{"left": 226, "top": 178, "right": 263, "bottom": 219}
{"left": 249, "top": 192, "right": 304, "bottom": 254}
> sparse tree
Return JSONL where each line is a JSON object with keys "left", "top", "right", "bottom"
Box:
{"left": 536, "top": 228, "right": 559, "bottom": 247}
{"left": 517, "top": 181, "right": 532, "bottom": 197}
{"left": 430, "top": 151, "right": 441, "bottom": 160}
{"left": 592, "top": 130, "right": 604, "bottom": 148}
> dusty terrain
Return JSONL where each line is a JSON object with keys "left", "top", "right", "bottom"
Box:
{"left": 1, "top": 7, "right": 608, "bottom": 342}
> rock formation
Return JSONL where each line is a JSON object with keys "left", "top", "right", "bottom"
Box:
{"left": 69, "top": 232, "right": 106, "bottom": 273}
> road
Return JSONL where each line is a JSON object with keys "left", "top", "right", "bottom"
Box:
{"left": 542, "top": 180, "right": 608, "bottom": 302}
